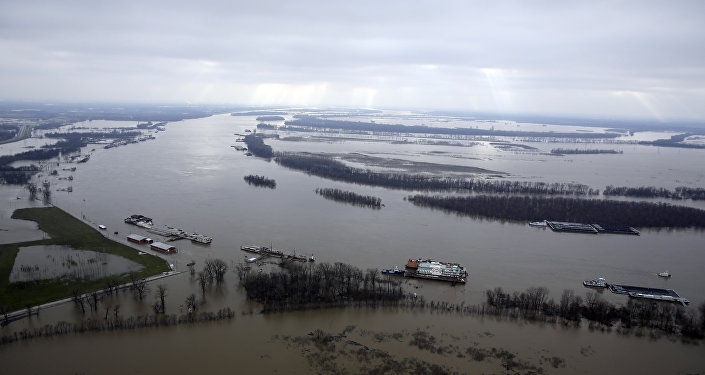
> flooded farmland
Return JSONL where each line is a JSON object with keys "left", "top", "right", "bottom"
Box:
{"left": 1, "top": 111, "right": 704, "bottom": 374}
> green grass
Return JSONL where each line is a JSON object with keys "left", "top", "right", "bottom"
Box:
{"left": 0, "top": 206, "right": 170, "bottom": 310}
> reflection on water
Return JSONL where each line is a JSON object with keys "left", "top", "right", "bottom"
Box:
{"left": 9, "top": 245, "right": 143, "bottom": 282}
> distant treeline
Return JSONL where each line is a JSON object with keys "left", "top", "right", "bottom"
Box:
{"left": 550, "top": 148, "right": 623, "bottom": 155}
{"left": 0, "top": 128, "right": 15, "bottom": 142}
{"left": 639, "top": 133, "right": 705, "bottom": 149}
{"left": 256, "top": 116, "right": 285, "bottom": 121}
{"left": 244, "top": 174, "right": 276, "bottom": 188}
{"left": 315, "top": 188, "right": 381, "bottom": 208}
{"left": 45, "top": 131, "right": 141, "bottom": 140}
{"left": 256, "top": 123, "right": 277, "bottom": 130}
{"left": 0, "top": 165, "right": 40, "bottom": 184}
{"left": 0, "top": 308, "right": 236, "bottom": 346}
{"left": 284, "top": 115, "right": 622, "bottom": 139}
{"left": 0, "top": 137, "right": 85, "bottom": 167}
{"left": 242, "top": 134, "right": 274, "bottom": 158}
{"left": 604, "top": 185, "right": 705, "bottom": 201}
{"left": 241, "top": 262, "right": 404, "bottom": 312}
{"left": 232, "top": 111, "right": 287, "bottom": 116}
{"left": 275, "top": 153, "right": 598, "bottom": 195}
{"left": 407, "top": 194, "right": 705, "bottom": 228}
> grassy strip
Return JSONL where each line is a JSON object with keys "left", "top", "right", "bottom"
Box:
{"left": 0, "top": 206, "right": 169, "bottom": 310}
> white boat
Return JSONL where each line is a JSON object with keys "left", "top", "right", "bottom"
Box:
{"left": 529, "top": 220, "right": 547, "bottom": 227}
{"left": 583, "top": 277, "right": 608, "bottom": 288}
{"left": 98, "top": 225, "right": 107, "bottom": 230}
{"left": 246, "top": 257, "right": 257, "bottom": 263}
{"left": 658, "top": 271, "right": 671, "bottom": 278}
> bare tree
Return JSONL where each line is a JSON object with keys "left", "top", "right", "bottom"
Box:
{"left": 0, "top": 305, "right": 10, "bottom": 326}
{"left": 206, "top": 259, "right": 228, "bottom": 284}
{"left": 130, "top": 273, "right": 149, "bottom": 300}
{"left": 90, "top": 291, "right": 100, "bottom": 311}
{"left": 155, "top": 284, "right": 167, "bottom": 314}
{"left": 197, "top": 271, "right": 209, "bottom": 295}
{"left": 185, "top": 294, "right": 197, "bottom": 314}
{"left": 187, "top": 261, "right": 196, "bottom": 276}
{"left": 72, "top": 288, "right": 85, "bottom": 314}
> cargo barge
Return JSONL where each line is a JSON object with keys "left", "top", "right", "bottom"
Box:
{"left": 609, "top": 284, "right": 689, "bottom": 305}
{"left": 544, "top": 221, "right": 639, "bottom": 235}
{"left": 240, "top": 245, "right": 314, "bottom": 262}
{"left": 125, "top": 214, "right": 212, "bottom": 244}
{"left": 404, "top": 258, "right": 467, "bottom": 283}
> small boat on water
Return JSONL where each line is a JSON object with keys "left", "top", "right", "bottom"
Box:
{"left": 583, "top": 277, "right": 608, "bottom": 288}
{"left": 658, "top": 271, "right": 672, "bottom": 278}
{"left": 309, "top": 254, "right": 316, "bottom": 262}
{"left": 381, "top": 266, "right": 404, "bottom": 275}
{"left": 529, "top": 220, "right": 547, "bottom": 227}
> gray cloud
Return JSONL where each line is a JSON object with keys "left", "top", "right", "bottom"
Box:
{"left": 1, "top": 0, "right": 704, "bottom": 120}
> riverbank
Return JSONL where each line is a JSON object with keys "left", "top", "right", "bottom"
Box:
{"left": 0, "top": 206, "right": 170, "bottom": 311}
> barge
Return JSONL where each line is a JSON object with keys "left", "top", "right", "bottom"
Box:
{"left": 542, "top": 221, "right": 639, "bottom": 235}
{"left": 609, "top": 284, "right": 689, "bottom": 305}
{"left": 240, "top": 245, "right": 312, "bottom": 262}
{"left": 404, "top": 258, "right": 467, "bottom": 283}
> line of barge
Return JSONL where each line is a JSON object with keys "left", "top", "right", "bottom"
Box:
{"left": 540, "top": 221, "right": 640, "bottom": 235}
{"left": 240, "top": 245, "right": 314, "bottom": 262}
{"left": 582, "top": 277, "right": 690, "bottom": 306}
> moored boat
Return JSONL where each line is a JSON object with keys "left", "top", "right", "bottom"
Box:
{"left": 381, "top": 266, "right": 404, "bottom": 275}
{"left": 658, "top": 271, "right": 672, "bottom": 278}
{"left": 583, "top": 277, "right": 608, "bottom": 288}
{"left": 529, "top": 220, "right": 547, "bottom": 227}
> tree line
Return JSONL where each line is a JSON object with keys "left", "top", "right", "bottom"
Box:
{"left": 241, "top": 262, "right": 404, "bottom": 312}
{"left": 406, "top": 194, "right": 705, "bottom": 228}
{"left": 284, "top": 115, "right": 622, "bottom": 139}
{"left": 243, "top": 134, "right": 274, "bottom": 158}
{"left": 604, "top": 185, "right": 705, "bottom": 201}
{"left": 0, "top": 128, "right": 15, "bottom": 142}
{"left": 639, "top": 133, "right": 705, "bottom": 149}
{"left": 244, "top": 174, "right": 276, "bottom": 188}
{"left": 315, "top": 188, "right": 381, "bottom": 208}
{"left": 256, "top": 115, "right": 285, "bottom": 121}
{"left": 550, "top": 148, "right": 623, "bottom": 155}
{"left": 275, "top": 153, "right": 598, "bottom": 195}
{"left": 484, "top": 286, "right": 704, "bottom": 338}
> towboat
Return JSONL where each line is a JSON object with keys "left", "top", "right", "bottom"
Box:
{"left": 382, "top": 266, "right": 405, "bottom": 275}
{"left": 529, "top": 220, "right": 547, "bottom": 227}
{"left": 583, "top": 277, "right": 608, "bottom": 288}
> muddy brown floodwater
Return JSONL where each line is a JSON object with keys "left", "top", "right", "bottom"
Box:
{"left": 1, "top": 112, "right": 704, "bottom": 374}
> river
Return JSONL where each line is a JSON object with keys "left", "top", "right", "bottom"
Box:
{"left": 1, "top": 112, "right": 704, "bottom": 374}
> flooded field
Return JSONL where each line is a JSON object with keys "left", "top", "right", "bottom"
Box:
{"left": 1, "top": 111, "right": 704, "bottom": 373}
{"left": 9, "top": 245, "right": 143, "bottom": 282}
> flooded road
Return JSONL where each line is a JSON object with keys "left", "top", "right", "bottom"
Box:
{"left": 1, "top": 112, "right": 704, "bottom": 373}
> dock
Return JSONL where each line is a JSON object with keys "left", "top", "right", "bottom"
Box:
{"left": 125, "top": 214, "right": 213, "bottom": 244}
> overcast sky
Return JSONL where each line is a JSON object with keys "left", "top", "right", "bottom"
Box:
{"left": 1, "top": 1, "right": 704, "bottom": 120}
